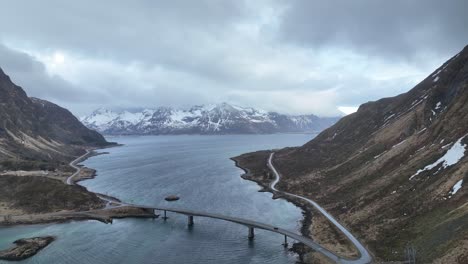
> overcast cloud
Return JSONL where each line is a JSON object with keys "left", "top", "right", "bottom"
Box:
{"left": 0, "top": 0, "right": 467, "bottom": 116}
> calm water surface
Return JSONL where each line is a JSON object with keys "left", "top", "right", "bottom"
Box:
{"left": 0, "top": 134, "right": 314, "bottom": 264}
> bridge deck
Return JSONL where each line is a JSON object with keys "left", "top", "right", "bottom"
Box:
{"left": 131, "top": 205, "right": 354, "bottom": 263}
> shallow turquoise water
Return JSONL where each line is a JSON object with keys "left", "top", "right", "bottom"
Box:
{"left": 0, "top": 134, "right": 314, "bottom": 264}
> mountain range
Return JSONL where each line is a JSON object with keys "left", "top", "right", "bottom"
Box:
{"left": 81, "top": 104, "right": 339, "bottom": 135}
{"left": 234, "top": 45, "right": 468, "bottom": 263}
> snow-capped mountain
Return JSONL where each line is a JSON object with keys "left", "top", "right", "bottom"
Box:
{"left": 81, "top": 103, "right": 339, "bottom": 135}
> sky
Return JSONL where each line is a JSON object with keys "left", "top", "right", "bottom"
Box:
{"left": 0, "top": 0, "right": 467, "bottom": 117}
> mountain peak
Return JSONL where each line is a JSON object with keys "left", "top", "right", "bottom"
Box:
{"left": 82, "top": 104, "right": 339, "bottom": 135}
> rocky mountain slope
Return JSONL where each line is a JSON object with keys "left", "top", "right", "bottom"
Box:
{"left": 0, "top": 67, "right": 109, "bottom": 169}
{"left": 0, "top": 67, "right": 110, "bottom": 217}
{"left": 235, "top": 45, "right": 468, "bottom": 263}
{"left": 81, "top": 103, "right": 339, "bottom": 135}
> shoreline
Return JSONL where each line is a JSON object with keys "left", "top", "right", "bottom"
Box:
{"left": 231, "top": 156, "right": 314, "bottom": 262}
{"left": 4, "top": 140, "right": 350, "bottom": 263}
{"left": 62, "top": 144, "right": 157, "bottom": 220}
{"left": 0, "top": 143, "right": 157, "bottom": 260}
{"left": 231, "top": 154, "right": 361, "bottom": 263}
{"left": 1, "top": 143, "right": 156, "bottom": 228}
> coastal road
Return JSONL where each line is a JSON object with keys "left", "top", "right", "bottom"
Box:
{"left": 268, "top": 152, "right": 372, "bottom": 264}
{"left": 66, "top": 150, "right": 91, "bottom": 185}
{"left": 66, "top": 150, "right": 123, "bottom": 206}
{"left": 63, "top": 149, "right": 370, "bottom": 263}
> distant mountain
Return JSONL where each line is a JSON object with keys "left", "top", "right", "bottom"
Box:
{"left": 0, "top": 67, "right": 109, "bottom": 168}
{"left": 81, "top": 103, "right": 339, "bottom": 135}
{"left": 236, "top": 45, "right": 468, "bottom": 263}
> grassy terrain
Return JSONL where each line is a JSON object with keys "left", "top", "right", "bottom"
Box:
{"left": 0, "top": 175, "right": 104, "bottom": 214}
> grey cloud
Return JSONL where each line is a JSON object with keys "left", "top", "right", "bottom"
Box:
{"left": 0, "top": 1, "right": 466, "bottom": 117}
{"left": 0, "top": 44, "right": 108, "bottom": 108}
{"left": 278, "top": 0, "right": 468, "bottom": 61}
{"left": 0, "top": 0, "right": 251, "bottom": 83}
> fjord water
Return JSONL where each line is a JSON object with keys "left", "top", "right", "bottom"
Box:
{"left": 0, "top": 134, "right": 313, "bottom": 264}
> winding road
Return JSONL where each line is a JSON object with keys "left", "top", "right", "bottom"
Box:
{"left": 66, "top": 150, "right": 120, "bottom": 206}
{"left": 66, "top": 149, "right": 91, "bottom": 185}
{"left": 268, "top": 152, "right": 372, "bottom": 264}
{"left": 64, "top": 149, "right": 371, "bottom": 263}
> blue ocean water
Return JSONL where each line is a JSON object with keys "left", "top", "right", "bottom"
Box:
{"left": 0, "top": 134, "right": 313, "bottom": 264}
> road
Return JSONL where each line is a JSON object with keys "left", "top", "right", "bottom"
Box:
{"left": 64, "top": 149, "right": 371, "bottom": 263}
{"left": 66, "top": 149, "right": 123, "bottom": 206}
{"left": 66, "top": 149, "right": 91, "bottom": 185}
{"left": 133, "top": 205, "right": 353, "bottom": 262}
{"left": 268, "top": 152, "right": 372, "bottom": 264}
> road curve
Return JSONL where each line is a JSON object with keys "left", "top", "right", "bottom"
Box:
{"left": 268, "top": 152, "right": 372, "bottom": 264}
{"left": 66, "top": 150, "right": 91, "bottom": 185}
{"left": 66, "top": 149, "right": 122, "bottom": 206}
{"left": 64, "top": 149, "right": 370, "bottom": 263}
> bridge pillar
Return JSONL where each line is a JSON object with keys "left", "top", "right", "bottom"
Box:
{"left": 188, "top": 215, "right": 194, "bottom": 227}
{"left": 163, "top": 210, "right": 168, "bottom": 220}
{"left": 282, "top": 235, "right": 288, "bottom": 248}
{"left": 152, "top": 209, "right": 159, "bottom": 219}
{"left": 248, "top": 227, "right": 255, "bottom": 240}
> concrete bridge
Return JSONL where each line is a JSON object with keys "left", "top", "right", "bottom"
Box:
{"left": 134, "top": 205, "right": 365, "bottom": 264}
{"left": 68, "top": 150, "right": 370, "bottom": 263}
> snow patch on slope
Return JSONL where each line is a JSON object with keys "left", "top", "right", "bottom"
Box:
{"left": 410, "top": 134, "right": 468, "bottom": 180}
{"left": 448, "top": 179, "right": 463, "bottom": 197}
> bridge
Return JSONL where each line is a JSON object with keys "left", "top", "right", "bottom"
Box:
{"left": 68, "top": 150, "right": 370, "bottom": 264}
{"left": 131, "top": 205, "right": 366, "bottom": 264}
{"left": 128, "top": 152, "right": 371, "bottom": 264}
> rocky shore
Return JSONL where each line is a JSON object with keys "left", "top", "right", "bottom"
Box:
{"left": 0, "top": 148, "right": 158, "bottom": 260}
{"left": 0, "top": 206, "right": 157, "bottom": 226}
{"left": 0, "top": 236, "right": 56, "bottom": 261}
{"left": 231, "top": 152, "right": 358, "bottom": 264}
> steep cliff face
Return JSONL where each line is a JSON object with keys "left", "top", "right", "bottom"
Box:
{"left": 0, "top": 67, "right": 109, "bottom": 168}
{"left": 240, "top": 46, "right": 468, "bottom": 262}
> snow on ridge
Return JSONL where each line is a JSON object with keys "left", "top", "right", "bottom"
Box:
{"left": 433, "top": 76, "right": 440, "bottom": 83}
{"left": 418, "top": 128, "right": 427, "bottom": 134}
{"left": 81, "top": 108, "right": 119, "bottom": 128}
{"left": 120, "top": 111, "right": 146, "bottom": 124}
{"left": 431, "top": 69, "right": 442, "bottom": 78}
{"left": 407, "top": 94, "right": 429, "bottom": 112}
{"left": 383, "top": 113, "right": 395, "bottom": 122}
{"left": 81, "top": 103, "right": 330, "bottom": 134}
{"left": 392, "top": 139, "right": 407, "bottom": 149}
{"left": 374, "top": 151, "right": 387, "bottom": 159}
{"left": 410, "top": 134, "right": 468, "bottom": 180}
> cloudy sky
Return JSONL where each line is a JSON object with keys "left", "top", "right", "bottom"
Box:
{"left": 0, "top": 0, "right": 467, "bottom": 117}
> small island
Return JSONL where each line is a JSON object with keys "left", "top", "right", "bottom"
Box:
{"left": 0, "top": 236, "right": 56, "bottom": 261}
{"left": 165, "top": 195, "right": 180, "bottom": 201}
